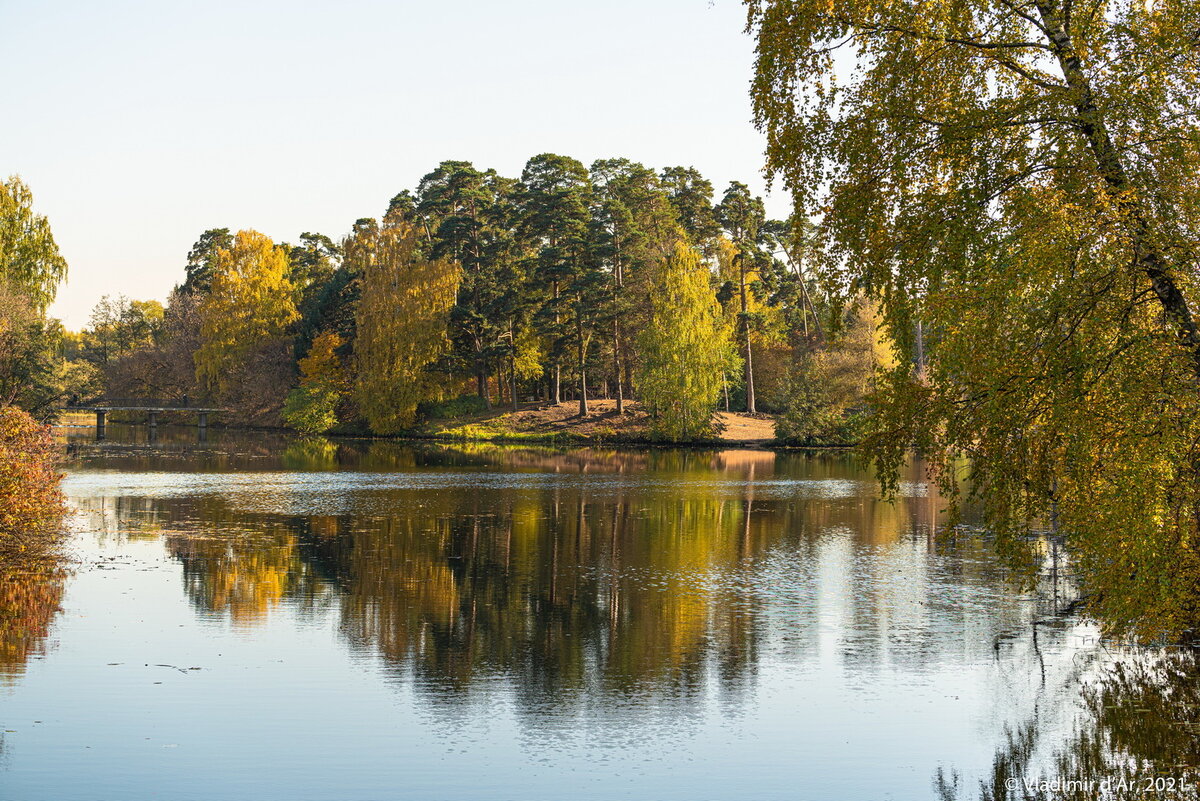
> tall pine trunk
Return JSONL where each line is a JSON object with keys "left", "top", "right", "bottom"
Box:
{"left": 552, "top": 280, "right": 562, "bottom": 404}
{"left": 612, "top": 317, "right": 624, "bottom": 414}
{"left": 577, "top": 313, "right": 588, "bottom": 416}
{"left": 739, "top": 254, "right": 756, "bottom": 413}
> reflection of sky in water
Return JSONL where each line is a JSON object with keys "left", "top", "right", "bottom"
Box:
{"left": 1, "top": 440, "right": 1099, "bottom": 801}
{"left": 63, "top": 471, "right": 894, "bottom": 515}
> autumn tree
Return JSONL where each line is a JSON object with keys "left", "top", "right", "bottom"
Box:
{"left": 282, "top": 331, "right": 346, "bottom": 434}
{"left": 747, "top": 0, "right": 1200, "bottom": 638}
{"left": 774, "top": 298, "right": 896, "bottom": 444}
{"left": 103, "top": 289, "right": 202, "bottom": 403}
{"left": 353, "top": 220, "right": 462, "bottom": 434}
{"left": 637, "top": 240, "right": 739, "bottom": 441}
{"left": 194, "top": 230, "right": 298, "bottom": 402}
{"left": 0, "top": 406, "right": 66, "bottom": 563}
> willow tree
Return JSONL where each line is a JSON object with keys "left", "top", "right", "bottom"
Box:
{"left": 747, "top": 0, "right": 1200, "bottom": 638}
{"left": 195, "top": 230, "right": 298, "bottom": 398}
{"left": 0, "top": 177, "right": 67, "bottom": 313}
{"left": 637, "top": 240, "right": 739, "bottom": 441}
{"left": 353, "top": 220, "right": 461, "bottom": 434}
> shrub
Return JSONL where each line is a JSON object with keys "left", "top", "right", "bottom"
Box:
{"left": 0, "top": 406, "right": 67, "bottom": 562}
{"left": 773, "top": 351, "right": 870, "bottom": 446}
{"left": 281, "top": 384, "right": 340, "bottom": 434}
{"left": 416, "top": 394, "right": 489, "bottom": 420}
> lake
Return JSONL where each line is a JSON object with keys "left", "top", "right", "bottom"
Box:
{"left": 0, "top": 424, "right": 1125, "bottom": 800}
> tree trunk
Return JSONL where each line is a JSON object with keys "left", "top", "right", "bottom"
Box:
{"left": 476, "top": 367, "right": 491, "bottom": 410}
{"left": 612, "top": 318, "right": 624, "bottom": 414}
{"left": 612, "top": 238, "right": 626, "bottom": 414}
{"left": 914, "top": 319, "right": 926, "bottom": 382}
{"left": 577, "top": 315, "right": 588, "bottom": 416}
{"left": 509, "top": 328, "right": 519, "bottom": 412}
{"left": 740, "top": 255, "right": 757, "bottom": 413}
{"left": 1035, "top": 0, "right": 1200, "bottom": 382}
{"left": 552, "top": 280, "right": 562, "bottom": 403}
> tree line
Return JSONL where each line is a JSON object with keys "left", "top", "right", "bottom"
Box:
{"left": 77, "top": 156, "right": 891, "bottom": 441}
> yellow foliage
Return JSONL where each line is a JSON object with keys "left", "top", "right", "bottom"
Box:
{"left": 194, "top": 230, "right": 297, "bottom": 397}
{"left": 353, "top": 221, "right": 462, "bottom": 433}
{"left": 298, "top": 331, "right": 346, "bottom": 391}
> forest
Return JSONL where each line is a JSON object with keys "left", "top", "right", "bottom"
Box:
{"left": 42, "top": 157, "right": 889, "bottom": 443}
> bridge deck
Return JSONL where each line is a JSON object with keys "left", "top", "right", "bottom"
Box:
{"left": 67, "top": 398, "right": 225, "bottom": 413}
{"left": 69, "top": 405, "right": 226, "bottom": 412}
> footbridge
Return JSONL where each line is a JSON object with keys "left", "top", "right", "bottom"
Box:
{"left": 67, "top": 398, "right": 225, "bottom": 439}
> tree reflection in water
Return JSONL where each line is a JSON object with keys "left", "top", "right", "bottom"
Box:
{"left": 71, "top": 443, "right": 964, "bottom": 709}
{"left": 0, "top": 566, "right": 66, "bottom": 681}
{"left": 936, "top": 649, "right": 1200, "bottom": 801}
{"left": 57, "top": 436, "right": 1200, "bottom": 790}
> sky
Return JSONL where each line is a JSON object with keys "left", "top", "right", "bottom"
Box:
{"left": 2, "top": 0, "right": 792, "bottom": 329}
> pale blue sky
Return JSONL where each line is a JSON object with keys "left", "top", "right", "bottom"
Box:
{"left": 2, "top": 0, "right": 790, "bottom": 328}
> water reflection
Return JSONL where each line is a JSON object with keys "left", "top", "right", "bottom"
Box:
{"left": 64, "top": 439, "right": 1023, "bottom": 709}
{"left": 938, "top": 649, "right": 1200, "bottom": 801}
{"left": 47, "top": 432, "right": 1196, "bottom": 800}
{"left": 0, "top": 567, "right": 65, "bottom": 681}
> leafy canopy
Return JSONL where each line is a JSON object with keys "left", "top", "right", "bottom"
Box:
{"left": 746, "top": 0, "right": 1200, "bottom": 638}
{"left": 637, "top": 239, "right": 740, "bottom": 441}
{"left": 0, "top": 177, "right": 67, "bottom": 312}
{"left": 194, "top": 230, "right": 298, "bottom": 397}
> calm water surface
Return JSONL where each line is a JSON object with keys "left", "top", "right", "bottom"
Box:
{"left": 1, "top": 425, "right": 1102, "bottom": 800}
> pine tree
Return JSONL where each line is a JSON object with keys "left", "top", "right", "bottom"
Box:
{"left": 516, "top": 154, "right": 595, "bottom": 412}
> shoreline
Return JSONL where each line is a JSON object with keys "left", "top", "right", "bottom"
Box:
{"left": 55, "top": 401, "right": 859, "bottom": 451}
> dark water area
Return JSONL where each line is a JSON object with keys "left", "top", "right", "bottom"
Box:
{"left": 0, "top": 423, "right": 1193, "bottom": 800}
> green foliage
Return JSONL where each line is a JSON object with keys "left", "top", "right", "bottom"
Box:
{"left": 416, "top": 394, "right": 490, "bottom": 420}
{"left": 775, "top": 299, "right": 893, "bottom": 445}
{"left": 180, "top": 228, "right": 232, "bottom": 295}
{"left": 283, "top": 232, "right": 340, "bottom": 302}
{"left": 775, "top": 357, "right": 865, "bottom": 446}
{"left": 0, "top": 288, "right": 97, "bottom": 418}
{"left": 417, "top": 160, "right": 523, "bottom": 403}
{"left": 0, "top": 177, "right": 67, "bottom": 313}
{"left": 281, "top": 384, "right": 340, "bottom": 435}
{"left": 637, "top": 240, "right": 739, "bottom": 441}
{"left": 747, "top": 0, "right": 1200, "bottom": 639}
{"left": 660, "top": 167, "right": 720, "bottom": 250}
{"left": 517, "top": 153, "right": 597, "bottom": 407}
{"left": 82, "top": 295, "right": 163, "bottom": 365}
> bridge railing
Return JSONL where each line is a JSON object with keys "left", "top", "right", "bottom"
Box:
{"left": 71, "top": 397, "right": 200, "bottom": 409}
